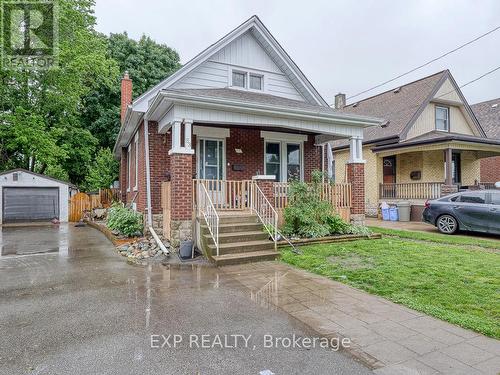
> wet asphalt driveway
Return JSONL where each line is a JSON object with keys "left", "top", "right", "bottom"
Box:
{"left": 0, "top": 225, "right": 372, "bottom": 375}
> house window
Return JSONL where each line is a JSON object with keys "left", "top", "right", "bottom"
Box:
{"left": 232, "top": 71, "right": 246, "bottom": 88}
{"left": 249, "top": 74, "right": 263, "bottom": 90}
{"left": 265, "top": 142, "right": 281, "bottom": 181}
{"left": 435, "top": 106, "right": 449, "bottom": 131}
{"left": 264, "top": 140, "right": 303, "bottom": 182}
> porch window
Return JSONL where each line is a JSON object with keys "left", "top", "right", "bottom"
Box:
{"left": 232, "top": 71, "right": 246, "bottom": 88}
{"left": 435, "top": 106, "right": 449, "bottom": 131}
{"left": 265, "top": 140, "right": 303, "bottom": 182}
{"left": 265, "top": 142, "right": 281, "bottom": 181}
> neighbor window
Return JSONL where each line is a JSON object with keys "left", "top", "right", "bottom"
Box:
{"left": 435, "top": 106, "right": 449, "bottom": 131}
{"left": 232, "top": 71, "right": 246, "bottom": 88}
{"left": 249, "top": 74, "right": 263, "bottom": 90}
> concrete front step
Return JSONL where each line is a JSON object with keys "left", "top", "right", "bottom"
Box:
{"left": 212, "top": 250, "right": 280, "bottom": 266}
{"left": 201, "top": 222, "right": 264, "bottom": 234}
{"left": 218, "top": 214, "right": 260, "bottom": 225}
{"left": 208, "top": 240, "right": 275, "bottom": 255}
{"left": 203, "top": 231, "right": 269, "bottom": 244}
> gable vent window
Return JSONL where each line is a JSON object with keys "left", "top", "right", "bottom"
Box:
{"left": 249, "top": 74, "right": 263, "bottom": 90}
{"left": 232, "top": 71, "right": 246, "bottom": 88}
{"left": 435, "top": 106, "right": 449, "bottom": 131}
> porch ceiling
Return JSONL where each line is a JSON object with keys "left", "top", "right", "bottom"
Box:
{"left": 147, "top": 89, "right": 384, "bottom": 139}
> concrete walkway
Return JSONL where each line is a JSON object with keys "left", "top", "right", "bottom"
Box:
{"left": 223, "top": 262, "right": 500, "bottom": 375}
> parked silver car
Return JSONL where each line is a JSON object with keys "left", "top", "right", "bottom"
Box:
{"left": 422, "top": 190, "right": 500, "bottom": 235}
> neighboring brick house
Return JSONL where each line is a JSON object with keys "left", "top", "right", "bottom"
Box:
{"left": 330, "top": 70, "right": 500, "bottom": 219}
{"left": 113, "top": 15, "right": 383, "bottom": 245}
{"left": 471, "top": 98, "right": 500, "bottom": 184}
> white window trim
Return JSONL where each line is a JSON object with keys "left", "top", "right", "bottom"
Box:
{"left": 133, "top": 133, "right": 139, "bottom": 191}
{"left": 126, "top": 144, "right": 131, "bottom": 192}
{"left": 262, "top": 133, "right": 305, "bottom": 182}
{"left": 435, "top": 105, "right": 450, "bottom": 132}
{"left": 230, "top": 68, "right": 265, "bottom": 92}
{"left": 193, "top": 125, "right": 230, "bottom": 138}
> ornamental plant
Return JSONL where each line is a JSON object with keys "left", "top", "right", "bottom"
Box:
{"left": 282, "top": 170, "right": 370, "bottom": 238}
{"left": 107, "top": 203, "right": 143, "bottom": 237}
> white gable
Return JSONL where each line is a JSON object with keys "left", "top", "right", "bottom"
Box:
{"left": 171, "top": 31, "right": 305, "bottom": 101}
{"left": 132, "top": 16, "right": 327, "bottom": 113}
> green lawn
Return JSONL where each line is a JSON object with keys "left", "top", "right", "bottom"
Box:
{"left": 369, "top": 226, "right": 500, "bottom": 250}
{"left": 281, "top": 233, "right": 500, "bottom": 339}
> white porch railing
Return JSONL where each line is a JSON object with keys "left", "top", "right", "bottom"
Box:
{"left": 197, "top": 182, "right": 220, "bottom": 256}
{"left": 250, "top": 183, "right": 278, "bottom": 250}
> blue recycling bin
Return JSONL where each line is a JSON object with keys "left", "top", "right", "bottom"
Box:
{"left": 389, "top": 207, "right": 399, "bottom": 221}
{"left": 382, "top": 208, "right": 390, "bottom": 221}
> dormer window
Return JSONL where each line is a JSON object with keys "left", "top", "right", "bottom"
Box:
{"left": 231, "top": 70, "right": 263, "bottom": 91}
{"left": 249, "top": 74, "right": 263, "bottom": 90}
{"left": 232, "top": 71, "right": 246, "bottom": 88}
{"left": 435, "top": 106, "right": 449, "bottom": 131}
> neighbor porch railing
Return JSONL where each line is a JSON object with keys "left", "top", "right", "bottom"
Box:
{"left": 379, "top": 182, "right": 443, "bottom": 200}
{"left": 197, "top": 182, "right": 220, "bottom": 256}
{"left": 250, "top": 183, "right": 278, "bottom": 250}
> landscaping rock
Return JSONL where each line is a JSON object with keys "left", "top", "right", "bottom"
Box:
{"left": 115, "top": 234, "right": 170, "bottom": 263}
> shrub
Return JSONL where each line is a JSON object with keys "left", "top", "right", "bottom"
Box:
{"left": 282, "top": 170, "right": 371, "bottom": 238}
{"left": 107, "top": 204, "right": 143, "bottom": 237}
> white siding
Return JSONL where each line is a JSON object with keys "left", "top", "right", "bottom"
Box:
{"left": 172, "top": 31, "right": 305, "bottom": 102}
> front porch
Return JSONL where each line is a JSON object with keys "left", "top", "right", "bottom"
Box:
{"left": 144, "top": 88, "right": 381, "bottom": 250}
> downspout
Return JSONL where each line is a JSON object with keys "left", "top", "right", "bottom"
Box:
{"left": 144, "top": 116, "right": 153, "bottom": 227}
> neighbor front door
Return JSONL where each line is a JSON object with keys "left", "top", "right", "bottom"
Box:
{"left": 383, "top": 156, "right": 397, "bottom": 198}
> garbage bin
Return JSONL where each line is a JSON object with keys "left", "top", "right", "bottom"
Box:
{"left": 397, "top": 201, "right": 411, "bottom": 222}
{"left": 389, "top": 207, "right": 399, "bottom": 221}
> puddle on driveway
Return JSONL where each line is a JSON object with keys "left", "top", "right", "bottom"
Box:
{"left": 0, "top": 224, "right": 70, "bottom": 257}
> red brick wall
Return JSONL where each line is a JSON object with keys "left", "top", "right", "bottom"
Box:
{"left": 148, "top": 122, "right": 171, "bottom": 214}
{"left": 481, "top": 156, "right": 500, "bottom": 183}
{"left": 170, "top": 153, "right": 193, "bottom": 221}
{"left": 347, "top": 163, "right": 365, "bottom": 215}
{"left": 304, "top": 135, "right": 321, "bottom": 182}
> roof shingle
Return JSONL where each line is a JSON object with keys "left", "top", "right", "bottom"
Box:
{"left": 471, "top": 98, "right": 500, "bottom": 139}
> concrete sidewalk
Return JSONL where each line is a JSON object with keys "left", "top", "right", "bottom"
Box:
{"left": 222, "top": 262, "right": 500, "bottom": 374}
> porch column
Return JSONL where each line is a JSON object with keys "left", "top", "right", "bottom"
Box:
{"left": 169, "top": 119, "right": 194, "bottom": 247}
{"left": 442, "top": 148, "right": 458, "bottom": 197}
{"left": 347, "top": 136, "right": 365, "bottom": 225}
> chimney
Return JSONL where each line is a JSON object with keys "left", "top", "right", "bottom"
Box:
{"left": 120, "top": 71, "right": 133, "bottom": 124}
{"left": 334, "top": 93, "right": 346, "bottom": 109}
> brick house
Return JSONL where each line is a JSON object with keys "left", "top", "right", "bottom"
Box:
{"left": 471, "top": 98, "right": 500, "bottom": 184}
{"left": 330, "top": 70, "right": 500, "bottom": 219}
{"left": 113, "top": 16, "right": 382, "bottom": 256}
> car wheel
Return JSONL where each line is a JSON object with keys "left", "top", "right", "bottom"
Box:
{"left": 436, "top": 215, "right": 458, "bottom": 234}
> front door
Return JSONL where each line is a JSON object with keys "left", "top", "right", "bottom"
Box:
{"left": 197, "top": 138, "right": 225, "bottom": 205}
{"left": 382, "top": 156, "right": 397, "bottom": 198}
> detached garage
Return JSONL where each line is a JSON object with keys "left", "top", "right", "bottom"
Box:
{"left": 0, "top": 169, "right": 75, "bottom": 224}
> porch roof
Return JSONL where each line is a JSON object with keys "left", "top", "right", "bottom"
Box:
{"left": 372, "top": 131, "right": 500, "bottom": 157}
{"left": 146, "top": 88, "right": 384, "bottom": 138}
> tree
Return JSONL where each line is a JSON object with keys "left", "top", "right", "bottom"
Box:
{"left": 83, "top": 148, "right": 119, "bottom": 191}
{"left": 80, "top": 32, "right": 181, "bottom": 149}
{"left": 0, "top": 0, "right": 119, "bottom": 185}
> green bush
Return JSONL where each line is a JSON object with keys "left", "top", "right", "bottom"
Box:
{"left": 282, "top": 170, "right": 371, "bottom": 238}
{"left": 107, "top": 204, "right": 143, "bottom": 237}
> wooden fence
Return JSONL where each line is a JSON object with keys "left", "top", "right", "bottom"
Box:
{"left": 68, "top": 188, "right": 119, "bottom": 222}
{"left": 193, "top": 179, "right": 253, "bottom": 210}
{"left": 379, "top": 182, "right": 443, "bottom": 200}
{"left": 161, "top": 182, "right": 171, "bottom": 239}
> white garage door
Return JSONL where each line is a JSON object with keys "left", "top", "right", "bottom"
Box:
{"left": 2, "top": 187, "right": 59, "bottom": 223}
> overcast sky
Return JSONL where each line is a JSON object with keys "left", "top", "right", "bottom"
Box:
{"left": 94, "top": 0, "right": 500, "bottom": 105}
